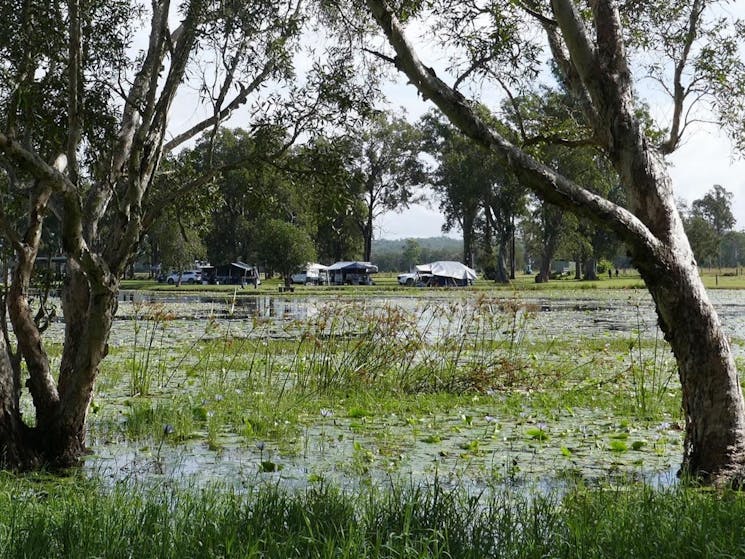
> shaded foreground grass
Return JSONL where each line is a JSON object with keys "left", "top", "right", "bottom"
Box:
{"left": 1, "top": 474, "right": 744, "bottom": 558}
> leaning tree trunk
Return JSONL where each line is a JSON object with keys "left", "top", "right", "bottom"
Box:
{"left": 576, "top": 2, "right": 745, "bottom": 484}
{"left": 632, "top": 228, "right": 745, "bottom": 484}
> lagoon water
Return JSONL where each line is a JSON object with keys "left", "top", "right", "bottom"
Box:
{"left": 56, "top": 289, "right": 743, "bottom": 489}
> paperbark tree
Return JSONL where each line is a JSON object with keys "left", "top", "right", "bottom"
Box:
{"left": 0, "top": 0, "right": 355, "bottom": 469}
{"left": 362, "top": 0, "right": 745, "bottom": 485}
{"left": 348, "top": 113, "right": 427, "bottom": 262}
{"left": 420, "top": 110, "right": 526, "bottom": 280}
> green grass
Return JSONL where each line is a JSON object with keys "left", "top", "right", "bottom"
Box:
{"left": 121, "top": 267, "right": 745, "bottom": 295}
{"left": 1, "top": 473, "right": 745, "bottom": 558}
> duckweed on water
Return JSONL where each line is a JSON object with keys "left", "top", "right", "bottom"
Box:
{"left": 78, "top": 293, "right": 690, "bottom": 488}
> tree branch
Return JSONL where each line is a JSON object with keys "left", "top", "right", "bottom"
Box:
{"left": 453, "top": 52, "right": 500, "bottom": 91}
{"left": 542, "top": 14, "right": 600, "bottom": 128}
{"left": 0, "top": 133, "right": 76, "bottom": 193}
{"left": 66, "top": 0, "right": 83, "bottom": 186}
{"left": 364, "top": 0, "right": 663, "bottom": 258}
{"left": 163, "top": 60, "right": 276, "bottom": 152}
{"left": 521, "top": 134, "right": 598, "bottom": 148}
{"left": 515, "top": 0, "right": 557, "bottom": 27}
{"left": 659, "top": 0, "right": 704, "bottom": 155}
{"left": 83, "top": 0, "right": 173, "bottom": 243}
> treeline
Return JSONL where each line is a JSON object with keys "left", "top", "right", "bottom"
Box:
{"left": 372, "top": 237, "right": 463, "bottom": 272}
{"left": 143, "top": 116, "right": 427, "bottom": 277}
{"left": 680, "top": 185, "right": 744, "bottom": 269}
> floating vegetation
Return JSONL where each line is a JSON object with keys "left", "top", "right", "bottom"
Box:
{"left": 60, "top": 289, "right": 728, "bottom": 489}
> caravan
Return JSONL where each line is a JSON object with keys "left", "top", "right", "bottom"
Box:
{"left": 290, "top": 263, "right": 329, "bottom": 285}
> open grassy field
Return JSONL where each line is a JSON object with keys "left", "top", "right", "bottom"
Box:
{"left": 122, "top": 266, "right": 745, "bottom": 293}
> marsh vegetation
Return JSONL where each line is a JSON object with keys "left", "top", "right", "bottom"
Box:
{"left": 57, "top": 288, "right": 701, "bottom": 487}
{"left": 6, "top": 286, "right": 745, "bottom": 556}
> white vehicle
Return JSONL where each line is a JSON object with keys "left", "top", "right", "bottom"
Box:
{"left": 290, "top": 263, "right": 329, "bottom": 285}
{"left": 397, "top": 272, "right": 417, "bottom": 286}
{"left": 290, "top": 272, "right": 309, "bottom": 284}
{"left": 166, "top": 270, "right": 201, "bottom": 284}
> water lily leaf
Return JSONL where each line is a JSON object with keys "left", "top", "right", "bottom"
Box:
{"left": 526, "top": 427, "right": 549, "bottom": 441}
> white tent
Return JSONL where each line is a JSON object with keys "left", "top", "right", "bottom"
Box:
{"left": 304, "top": 262, "right": 329, "bottom": 281}
{"left": 415, "top": 261, "right": 477, "bottom": 285}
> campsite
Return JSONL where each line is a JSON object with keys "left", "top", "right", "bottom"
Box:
{"left": 2, "top": 0, "right": 745, "bottom": 556}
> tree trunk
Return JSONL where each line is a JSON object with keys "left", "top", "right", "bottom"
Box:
{"left": 462, "top": 211, "right": 475, "bottom": 268}
{"left": 509, "top": 222, "right": 516, "bottom": 280}
{"left": 583, "top": 256, "right": 598, "bottom": 280}
{"left": 494, "top": 236, "right": 510, "bottom": 284}
{"left": 536, "top": 253, "right": 551, "bottom": 283}
{"left": 363, "top": 214, "right": 373, "bottom": 262}
{"left": 0, "top": 336, "right": 40, "bottom": 470}
{"left": 0, "top": 258, "right": 118, "bottom": 470}
{"left": 635, "top": 243, "right": 745, "bottom": 484}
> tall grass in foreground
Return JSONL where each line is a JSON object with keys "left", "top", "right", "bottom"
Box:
{"left": 1, "top": 474, "right": 744, "bottom": 558}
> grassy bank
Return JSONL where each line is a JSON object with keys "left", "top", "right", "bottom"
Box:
{"left": 1, "top": 474, "right": 743, "bottom": 558}
{"left": 121, "top": 267, "right": 745, "bottom": 295}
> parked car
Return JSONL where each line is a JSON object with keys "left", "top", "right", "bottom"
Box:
{"left": 165, "top": 270, "right": 201, "bottom": 284}
{"left": 291, "top": 263, "right": 329, "bottom": 285}
{"left": 397, "top": 272, "right": 417, "bottom": 286}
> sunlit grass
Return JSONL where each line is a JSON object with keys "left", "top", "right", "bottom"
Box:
{"left": 1, "top": 473, "right": 744, "bottom": 558}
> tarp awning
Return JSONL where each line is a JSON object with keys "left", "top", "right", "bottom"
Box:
{"left": 232, "top": 261, "right": 257, "bottom": 272}
{"left": 415, "top": 261, "right": 477, "bottom": 280}
{"left": 304, "top": 262, "right": 329, "bottom": 272}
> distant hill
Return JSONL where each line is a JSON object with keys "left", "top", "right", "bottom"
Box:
{"left": 372, "top": 237, "right": 464, "bottom": 272}
{"left": 373, "top": 236, "right": 462, "bottom": 253}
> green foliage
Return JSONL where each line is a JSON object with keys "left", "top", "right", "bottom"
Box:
{"left": 254, "top": 219, "right": 317, "bottom": 283}
{"left": 691, "top": 184, "right": 735, "bottom": 236}
{"left": 372, "top": 236, "right": 462, "bottom": 272}
{"left": 683, "top": 184, "right": 736, "bottom": 267}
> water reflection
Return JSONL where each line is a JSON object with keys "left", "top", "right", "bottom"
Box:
{"left": 118, "top": 290, "right": 313, "bottom": 320}
{"left": 116, "top": 289, "right": 745, "bottom": 351}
